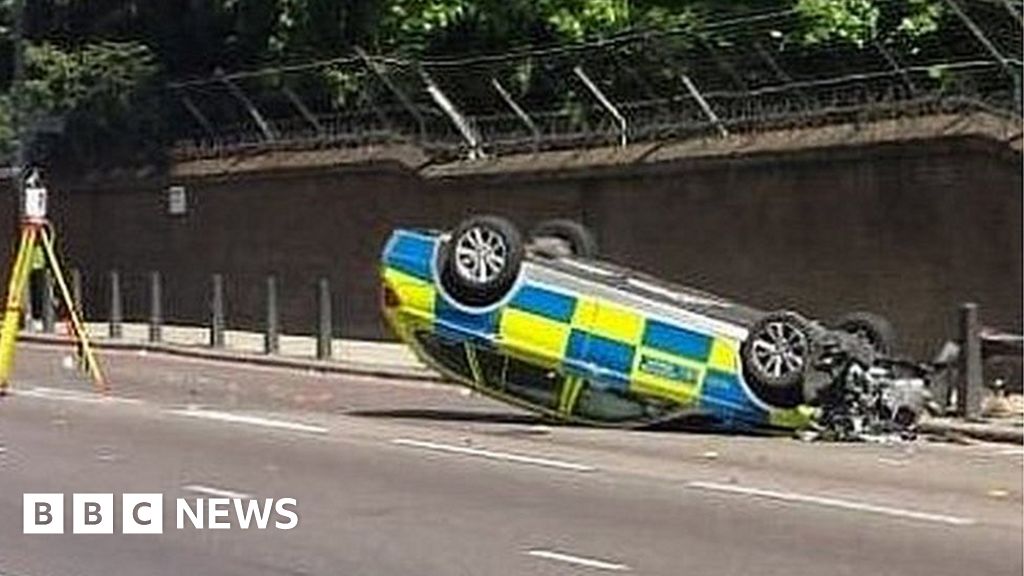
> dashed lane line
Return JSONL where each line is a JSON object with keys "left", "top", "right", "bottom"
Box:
{"left": 686, "top": 481, "right": 976, "bottom": 526}
{"left": 391, "top": 438, "right": 597, "bottom": 473}
{"left": 166, "top": 407, "right": 329, "bottom": 435}
{"left": 525, "top": 549, "right": 630, "bottom": 571}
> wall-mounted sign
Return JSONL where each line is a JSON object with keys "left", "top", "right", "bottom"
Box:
{"left": 167, "top": 186, "right": 187, "bottom": 216}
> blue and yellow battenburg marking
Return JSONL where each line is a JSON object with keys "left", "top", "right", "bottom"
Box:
{"left": 381, "top": 230, "right": 808, "bottom": 427}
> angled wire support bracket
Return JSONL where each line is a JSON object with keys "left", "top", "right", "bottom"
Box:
{"left": 574, "top": 65, "right": 628, "bottom": 148}
{"left": 421, "top": 69, "right": 484, "bottom": 159}
{"left": 680, "top": 73, "right": 729, "bottom": 138}
{"left": 219, "top": 74, "right": 276, "bottom": 142}
{"left": 491, "top": 78, "right": 540, "bottom": 153}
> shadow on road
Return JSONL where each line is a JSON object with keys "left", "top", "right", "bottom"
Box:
{"left": 348, "top": 408, "right": 782, "bottom": 438}
{"left": 348, "top": 408, "right": 552, "bottom": 426}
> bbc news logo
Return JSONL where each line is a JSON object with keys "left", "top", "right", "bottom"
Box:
{"left": 23, "top": 493, "right": 298, "bottom": 534}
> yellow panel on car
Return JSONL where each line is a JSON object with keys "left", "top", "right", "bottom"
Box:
{"left": 581, "top": 299, "right": 645, "bottom": 344}
{"left": 707, "top": 338, "right": 740, "bottom": 373}
{"left": 499, "top": 307, "right": 572, "bottom": 364}
{"left": 383, "top": 267, "right": 435, "bottom": 316}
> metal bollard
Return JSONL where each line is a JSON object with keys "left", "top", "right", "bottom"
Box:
{"left": 317, "top": 278, "right": 332, "bottom": 360}
{"left": 22, "top": 276, "right": 34, "bottom": 332}
{"left": 149, "top": 271, "right": 162, "bottom": 343}
{"left": 109, "top": 270, "right": 123, "bottom": 339}
{"left": 265, "top": 275, "right": 279, "bottom": 355}
{"left": 956, "top": 302, "right": 984, "bottom": 419}
{"left": 41, "top": 269, "right": 55, "bottom": 333}
{"left": 210, "top": 274, "right": 225, "bottom": 348}
{"left": 71, "top": 268, "right": 83, "bottom": 317}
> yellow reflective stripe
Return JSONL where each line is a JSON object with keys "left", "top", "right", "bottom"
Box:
{"left": 384, "top": 267, "right": 435, "bottom": 316}
{"left": 498, "top": 307, "right": 571, "bottom": 366}
{"left": 558, "top": 375, "right": 583, "bottom": 415}
{"left": 707, "top": 338, "right": 739, "bottom": 372}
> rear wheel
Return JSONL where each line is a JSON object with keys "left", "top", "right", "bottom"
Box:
{"left": 439, "top": 215, "right": 524, "bottom": 307}
{"left": 741, "top": 311, "right": 816, "bottom": 408}
{"left": 529, "top": 219, "right": 598, "bottom": 258}
{"left": 835, "top": 311, "right": 896, "bottom": 356}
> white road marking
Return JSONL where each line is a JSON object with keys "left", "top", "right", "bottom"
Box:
{"left": 166, "top": 408, "right": 328, "bottom": 434}
{"left": 15, "top": 386, "right": 141, "bottom": 405}
{"left": 182, "top": 484, "right": 252, "bottom": 499}
{"left": 526, "top": 550, "right": 630, "bottom": 571}
{"left": 391, "top": 438, "right": 597, "bottom": 472}
{"left": 686, "top": 481, "right": 975, "bottom": 526}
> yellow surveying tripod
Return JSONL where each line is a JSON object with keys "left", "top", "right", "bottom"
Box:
{"left": 0, "top": 170, "right": 105, "bottom": 394}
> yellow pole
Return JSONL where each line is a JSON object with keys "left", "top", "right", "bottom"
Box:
{"left": 0, "top": 224, "right": 37, "bottom": 391}
{"left": 39, "top": 225, "right": 106, "bottom": 392}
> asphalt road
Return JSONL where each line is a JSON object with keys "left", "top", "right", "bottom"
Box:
{"left": 0, "top": 344, "right": 1021, "bottom": 576}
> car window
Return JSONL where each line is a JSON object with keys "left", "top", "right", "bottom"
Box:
{"left": 504, "top": 359, "right": 562, "bottom": 409}
{"left": 413, "top": 331, "right": 473, "bottom": 380}
{"left": 572, "top": 380, "right": 677, "bottom": 424}
{"left": 471, "top": 347, "right": 507, "bottom": 389}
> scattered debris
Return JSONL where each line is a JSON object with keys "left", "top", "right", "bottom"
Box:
{"left": 800, "top": 339, "right": 935, "bottom": 443}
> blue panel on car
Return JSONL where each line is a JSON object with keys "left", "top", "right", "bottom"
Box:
{"left": 383, "top": 232, "right": 435, "bottom": 281}
{"left": 564, "top": 329, "right": 633, "bottom": 389}
{"left": 435, "top": 298, "right": 499, "bottom": 341}
{"left": 642, "top": 320, "right": 712, "bottom": 362}
{"left": 509, "top": 285, "right": 577, "bottom": 323}
{"left": 699, "top": 369, "right": 767, "bottom": 424}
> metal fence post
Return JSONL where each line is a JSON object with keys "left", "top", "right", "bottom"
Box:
{"left": 317, "top": 278, "right": 332, "bottom": 360}
{"left": 109, "top": 270, "right": 122, "bottom": 339}
{"left": 210, "top": 273, "right": 225, "bottom": 348}
{"left": 41, "top": 269, "right": 55, "bottom": 333}
{"left": 265, "top": 275, "right": 279, "bottom": 355}
{"left": 149, "top": 271, "right": 163, "bottom": 343}
{"left": 956, "top": 302, "right": 984, "bottom": 418}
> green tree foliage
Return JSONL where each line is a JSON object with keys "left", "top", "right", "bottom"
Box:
{"left": 0, "top": 0, "right": 956, "bottom": 169}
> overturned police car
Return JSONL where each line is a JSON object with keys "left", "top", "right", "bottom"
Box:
{"left": 380, "top": 216, "right": 933, "bottom": 439}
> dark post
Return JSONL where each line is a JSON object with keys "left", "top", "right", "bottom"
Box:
{"left": 22, "top": 276, "right": 33, "bottom": 332}
{"left": 317, "top": 278, "right": 332, "bottom": 360}
{"left": 265, "top": 275, "right": 279, "bottom": 354}
{"left": 41, "top": 269, "right": 55, "bottom": 333}
{"left": 70, "top": 268, "right": 83, "bottom": 316}
{"left": 149, "top": 271, "right": 162, "bottom": 343}
{"left": 109, "top": 270, "right": 122, "bottom": 338}
{"left": 956, "top": 302, "right": 984, "bottom": 419}
{"left": 210, "top": 273, "right": 225, "bottom": 348}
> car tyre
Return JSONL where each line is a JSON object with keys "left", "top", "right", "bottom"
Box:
{"left": 835, "top": 311, "right": 896, "bottom": 356}
{"left": 529, "top": 219, "right": 598, "bottom": 258}
{"left": 439, "top": 215, "right": 524, "bottom": 307}
{"left": 741, "top": 311, "right": 816, "bottom": 408}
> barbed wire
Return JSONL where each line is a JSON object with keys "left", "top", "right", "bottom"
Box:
{"left": 167, "top": 1, "right": 1022, "bottom": 162}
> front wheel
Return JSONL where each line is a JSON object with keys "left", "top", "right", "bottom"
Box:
{"left": 439, "top": 215, "right": 524, "bottom": 307}
{"left": 741, "top": 311, "right": 816, "bottom": 408}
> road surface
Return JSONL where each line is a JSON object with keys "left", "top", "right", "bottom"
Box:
{"left": 1, "top": 344, "right": 1021, "bottom": 576}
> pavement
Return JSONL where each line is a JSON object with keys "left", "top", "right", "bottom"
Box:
{"left": 21, "top": 321, "right": 435, "bottom": 380}
{"left": 0, "top": 345, "right": 1021, "bottom": 576}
